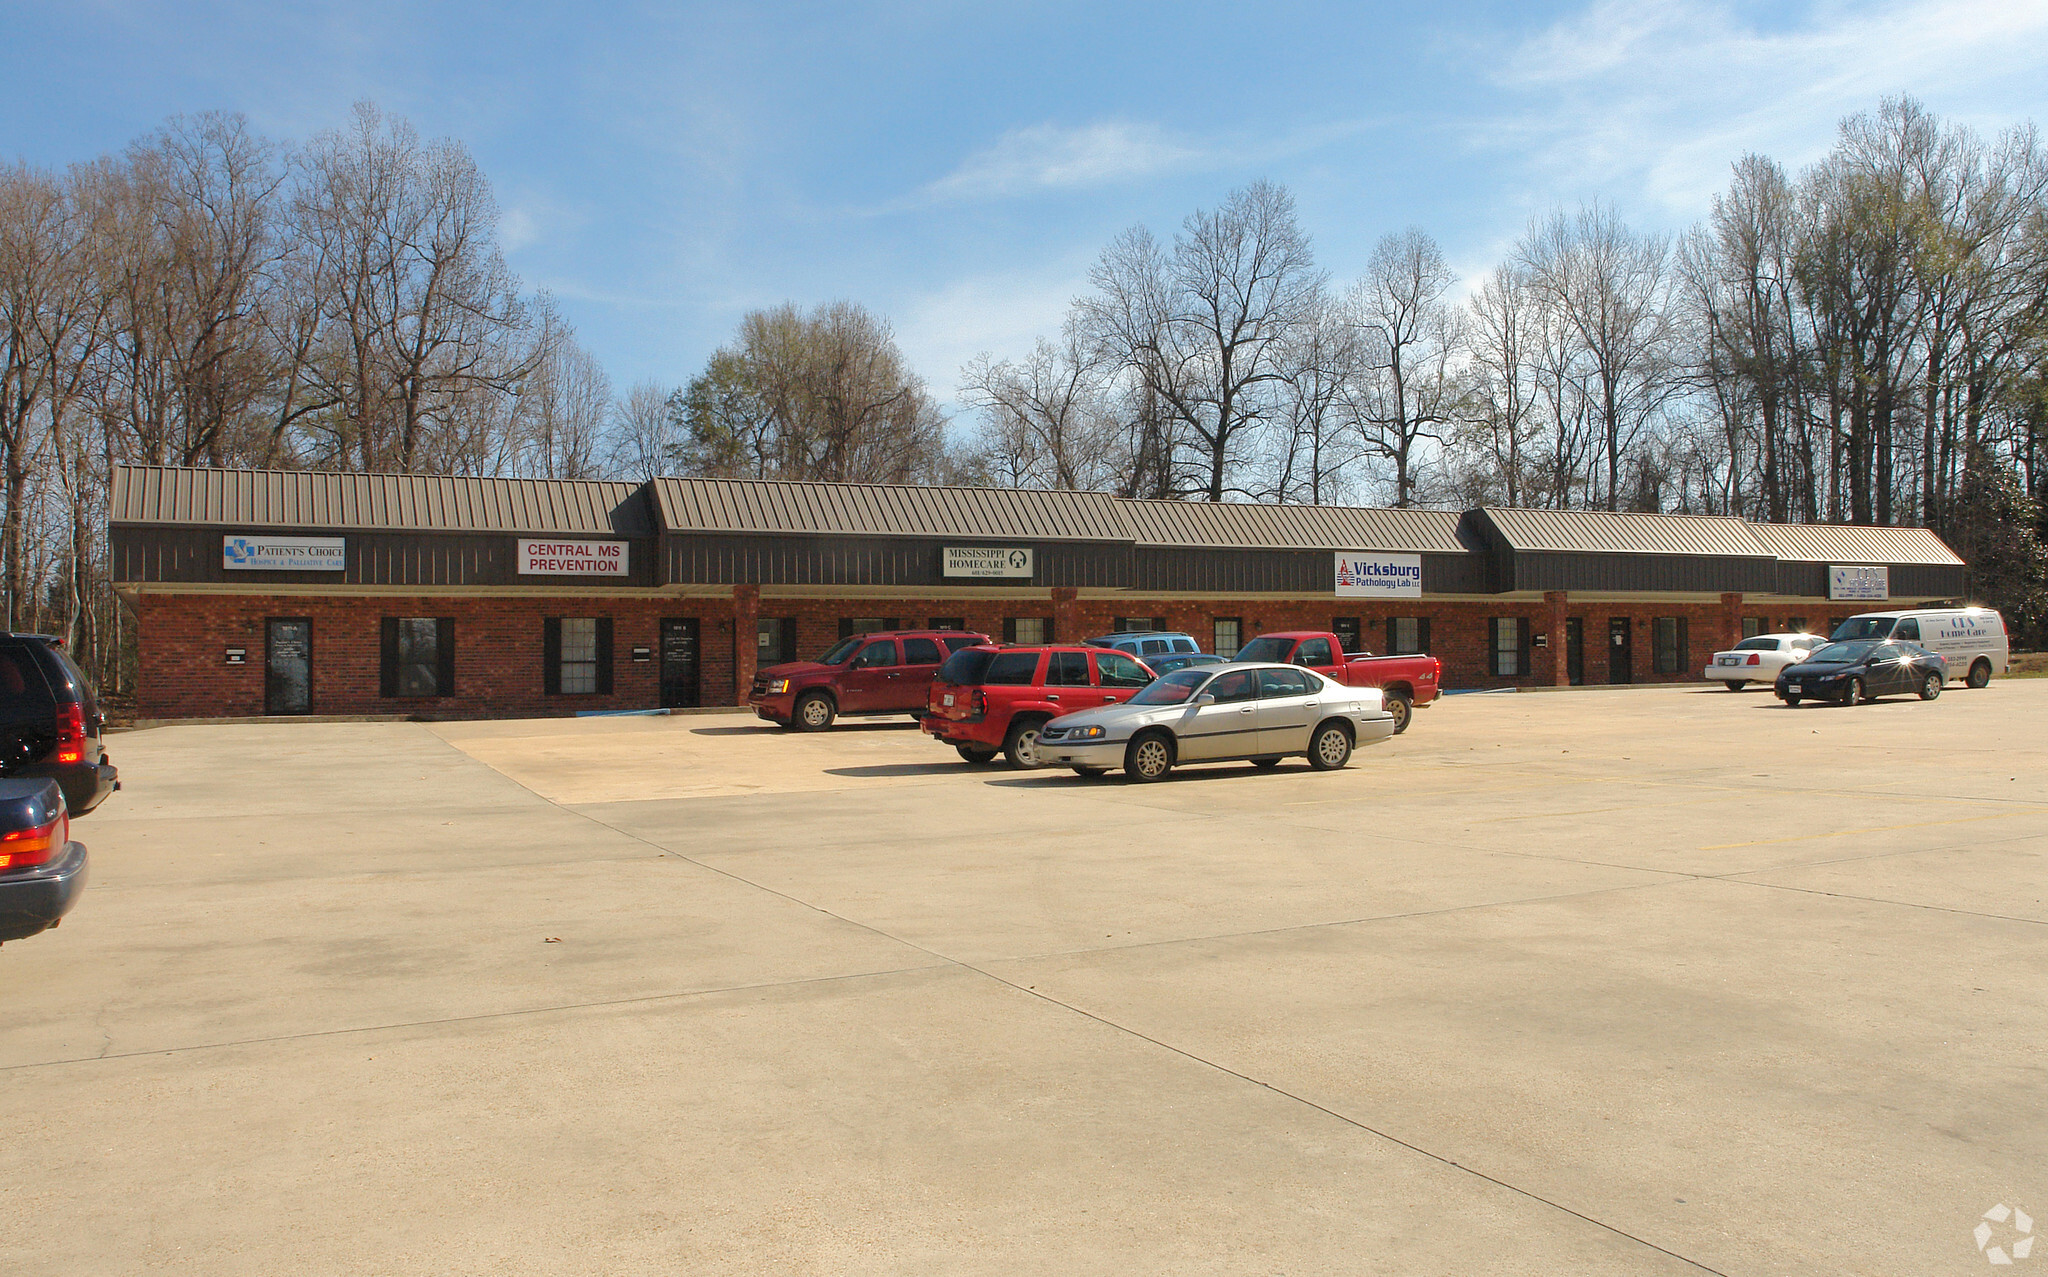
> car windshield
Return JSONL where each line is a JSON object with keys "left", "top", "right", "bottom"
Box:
{"left": 1234, "top": 636, "right": 1293, "bottom": 663}
{"left": 818, "top": 637, "right": 865, "bottom": 665}
{"left": 1808, "top": 640, "right": 1878, "bottom": 663}
{"left": 1128, "top": 668, "right": 1209, "bottom": 706}
{"left": 1830, "top": 617, "right": 1895, "bottom": 641}
{"left": 936, "top": 648, "right": 994, "bottom": 684}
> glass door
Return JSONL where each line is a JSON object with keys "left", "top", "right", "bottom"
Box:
{"left": 266, "top": 618, "right": 312, "bottom": 715}
{"left": 1566, "top": 617, "right": 1584, "bottom": 686}
{"left": 660, "top": 618, "right": 700, "bottom": 709}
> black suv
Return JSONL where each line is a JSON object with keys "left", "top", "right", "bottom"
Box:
{"left": 0, "top": 634, "right": 117, "bottom": 816}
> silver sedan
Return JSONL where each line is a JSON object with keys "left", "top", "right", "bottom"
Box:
{"left": 1037, "top": 662, "right": 1396, "bottom": 782}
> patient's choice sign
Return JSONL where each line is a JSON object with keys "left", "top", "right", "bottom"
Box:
{"left": 518, "top": 538, "right": 629, "bottom": 576}
{"left": 1334, "top": 552, "right": 1422, "bottom": 598}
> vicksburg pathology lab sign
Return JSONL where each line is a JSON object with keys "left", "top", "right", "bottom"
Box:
{"left": 1334, "top": 551, "right": 1422, "bottom": 598}
{"left": 517, "top": 538, "right": 629, "bottom": 576}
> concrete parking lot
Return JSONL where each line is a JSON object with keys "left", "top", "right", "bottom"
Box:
{"left": 4, "top": 681, "right": 2045, "bottom": 1275}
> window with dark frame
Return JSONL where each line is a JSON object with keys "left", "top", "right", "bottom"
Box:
{"left": 1213, "top": 617, "right": 1241, "bottom": 658}
{"left": 1742, "top": 616, "right": 1767, "bottom": 639}
{"left": 560, "top": 618, "right": 600, "bottom": 693}
{"left": 1111, "top": 616, "right": 1162, "bottom": 633}
{"left": 1386, "top": 617, "right": 1431, "bottom": 655}
{"left": 1652, "top": 616, "right": 1688, "bottom": 673}
{"left": 1006, "top": 616, "right": 1052, "bottom": 644}
{"left": 757, "top": 617, "right": 800, "bottom": 664}
{"left": 1492, "top": 617, "right": 1525, "bottom": 677}
{"left": 544, "top": 616, "right": 612, "bottom": 696}
{"left": 1787, "top": 616, "right": 1807, "bottom": 634}
{"left": 380, "top": 617, "right": 453, "bottom": 698}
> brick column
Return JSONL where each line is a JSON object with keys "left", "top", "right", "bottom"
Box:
{"left": 1720, "top": 592, "right": 1743, "bottom": 652}
{"left": 1051, "top": 586, "right": 1081, "bottom": 644}
{"left": 731, "top": 584, "right": 760, "bottom": 705}
{"left": 1545, "top": 591, "right": 1570, "bottom": 686}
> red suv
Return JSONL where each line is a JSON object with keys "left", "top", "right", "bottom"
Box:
{"left": 922, "top": 644, "right": 1156, "bottom": 768}
{"left": 752, "top": 629, "right": 990, "bottom": 730}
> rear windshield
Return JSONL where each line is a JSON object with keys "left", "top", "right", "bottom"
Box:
{"left": 1234, "top": 636, "right": 1294, "bottom": 663}
{"left": 937, "top": 648, "right": 1040, "bottom": 685}
{"left": 0, "top": 644, "right": 53, "bottom": 713}
{"left": 1830, "top": 617, "right": 1895, "bottom": 641}
{"left": 1809, "top": 640, "right": 1878, "bottom": 663}
{"left": 937, "top": 649, "right": 994, "bottom": 684}
{"left": 1734, "top": 638, "right": 1781, "bottom": 652}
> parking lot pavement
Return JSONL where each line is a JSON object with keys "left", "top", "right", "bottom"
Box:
{"left": 3, "top": 683, "right": 2044, "bottom": 1275}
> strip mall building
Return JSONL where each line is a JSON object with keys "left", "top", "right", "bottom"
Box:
{"left": 109, "top": 465, "right": 1969, "bottom": 720}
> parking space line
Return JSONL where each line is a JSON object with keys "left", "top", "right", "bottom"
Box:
{"left": 1697, "top": 808, "right": 2048, "bottom": 850}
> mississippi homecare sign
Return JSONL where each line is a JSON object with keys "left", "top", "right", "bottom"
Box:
{"left": 517, "top": 538, "right": 629, "bottom": 576}
{"left": 222, "top": 534, "right": 345, "bottom": 571}
{"left": 943, "top": 547, "right": 1033, "bottom": 579}
{"left": 1334, "top": 551, "right": 1422, "bottom": 598}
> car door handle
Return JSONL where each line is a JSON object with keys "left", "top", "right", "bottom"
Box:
{"left": 1046, "top": 694, "right": 1060, "bottom": 701}
{"left": 1238, "top": 706, "right": 1254, "bottom": 714}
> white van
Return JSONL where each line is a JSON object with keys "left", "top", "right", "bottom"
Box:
{"left": 1829, "top": 608, "right": 2009, "bottom": 687}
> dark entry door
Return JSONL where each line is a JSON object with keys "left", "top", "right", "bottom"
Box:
{"left": 1566, "top": 618, "right": 1584, "bottom": 686}
{"left": 1607, "top": 618, "right": 1633, "bottom": 685}
{"left": 266, "top": 618, "right": 312, "bottom": 715}
{"left": 659, "top": 618, "right": 700, "bottom": 709}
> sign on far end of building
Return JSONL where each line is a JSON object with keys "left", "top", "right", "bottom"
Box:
{"left": 1829, "top": 565, "right": 1889, "bottom": 600}
{"left": 223, "top": 534, "right": 346, "bottom": 571}
{"left": 943, "top": 547, "right": 1033, "bottom": 579}
{"left": 1335, "top": 551, "right": 1422, "bottom": 598}
{"left": 518, "top": 538, "right": 629, "bottom": 576}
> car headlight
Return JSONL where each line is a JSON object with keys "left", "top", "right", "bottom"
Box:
{"left": 1072, "top": 725, "right": 1106, "bottom": 740}
{"left": 768, "top": 679, "right": 790, "bottom": 694}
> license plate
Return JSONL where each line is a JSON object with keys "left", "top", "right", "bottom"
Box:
{"left": 942, "top": 694, "right": 954, "bottom": 706}
{"left": 1787, "top": 684, "right": 1802, "bottom": 694}
{"left": 1719, "top": 657, "right": 1737, "bottom": 666}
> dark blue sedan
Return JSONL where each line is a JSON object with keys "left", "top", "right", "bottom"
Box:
{"left": 1775, "top": 640, "right": 1948, "bottom": 707}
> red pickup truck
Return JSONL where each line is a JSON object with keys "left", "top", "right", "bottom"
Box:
{"left": 1231, "top": 631, "right": 1439, "bottom": 733}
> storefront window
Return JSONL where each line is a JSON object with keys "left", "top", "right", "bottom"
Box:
{"left": 560, "top": 618, "right": 600, "bottom": 693}
{"left": 1387, "top": 617, "right": 1431, "bottom": 655}
{"left": 1492, "top": 618, "right": 1524, "bottom": 677}
{"left": 394, "top": 618, "right": 443, "bottom": 697}
{"left": 1653, "top": 617, "right": 1688, "bottom": 673}
{"left": 1008, "top": 616, "right": 1050, "bottom": 644}
{"left": 1213, "top": 618, "right": 1241, "bottom": 658}
{"left": 1742, "top": 616, "right": 1767, "bottom": 639}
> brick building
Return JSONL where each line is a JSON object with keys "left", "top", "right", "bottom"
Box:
{"left": 108, "top": 465, "right": 1970, "bottom": 720}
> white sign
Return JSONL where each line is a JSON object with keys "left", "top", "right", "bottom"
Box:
{"left": 518, "top": 538, "right": 629, "bottom": 576}
{"left": 1334, "top": 551, "right": 1422, "bottom": 598}
{"left": 223, "top": 534, "right": 345, "bottom": 571}
{"left": 944, "top": 547, "right": 1033, "bottom": 579}
{"left": 1829, "top": 565, "right": 1889, "bottom": 600}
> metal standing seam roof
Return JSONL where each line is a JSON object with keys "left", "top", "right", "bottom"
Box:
{"left": 1480, "top": 507, "right": 1775, "bottom": 558}
{"left": 1744, "top": 521, "right": 1964, "bottom": 566}
{"left": 652, "top": 477, "right": 1134, "bottom": 542}
{"left": 1119, "top": 500, "right": 1476, "bottom": 552}
{"left": 109, "top": 466, "right": 652, "bottom": 535}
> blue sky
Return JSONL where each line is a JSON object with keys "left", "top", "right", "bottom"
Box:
{"left": 6, "top": 0, "right": 2047, "bottom": 407}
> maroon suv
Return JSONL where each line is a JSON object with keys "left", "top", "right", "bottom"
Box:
{"left": 751, "top": 629, "right": 990, "bottom": 730}
{"left": 921, "top": 644, "right": 1155, "bottom": 768}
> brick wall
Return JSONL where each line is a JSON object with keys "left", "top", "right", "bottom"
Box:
{"left": 137, "top": 590, "right": 1772, "bottom": 719}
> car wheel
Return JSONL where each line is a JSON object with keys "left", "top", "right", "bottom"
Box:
{"left": 1783, "top": 695, "right": 1801, "bottom": 707}
{"left": 794, "top": 692, "right": 835, "bottom": 731}
{"left": 1967, "top": 659, "right": 1992, "bottom": 689}
{"left": 1843, "top": 677, "right": 1865, "bottom": 706}
{"left": 1003, "top": 717, "right": 1049, "bottom": 769}
{"left": 1250, "top": 756, "right": 1282, "bottom": 769}
{"left": 1383, "top": 691, "right": 1413, "bottom": 734}
{"left": 1070, "top": 765, "right": 1105, "bottom": 779}
{"left": 1306, "top": 721, "right": 1353, "bottom": 771}
{"left": 956, "top": 745, "right": 998, "bottom": 764}
{"left": 1124, "top": 732, "right": 1174, "bottom": 783}
{"left": 1919, "top": 673, "right": 1943, "bottom": 701}
{"left": 1724, "top": 679, "right": 1746, "bottom": 691}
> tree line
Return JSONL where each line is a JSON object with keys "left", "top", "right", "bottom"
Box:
{"left": 5, "top": 97, "right": 2045, "bottom": 699}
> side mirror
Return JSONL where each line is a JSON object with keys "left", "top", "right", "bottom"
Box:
{"left": 1194, "top": 693, "right": 1217, "bottom": 706}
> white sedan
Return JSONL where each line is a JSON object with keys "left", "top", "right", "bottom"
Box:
{"left": 1037, "top": 662, "right": 1395, "bottom": 782}
{"left": 1704, "top": 633, "right": 1822, "bottom": 690}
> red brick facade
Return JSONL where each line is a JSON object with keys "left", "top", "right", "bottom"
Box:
{"left": 134, "top": 588, "right": 1838, "bottom": 720}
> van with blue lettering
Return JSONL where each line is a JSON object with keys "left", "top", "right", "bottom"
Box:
{"left": 1829, "top": 608, "right": 2009, "bottom": 688}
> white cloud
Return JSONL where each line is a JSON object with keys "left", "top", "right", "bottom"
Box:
{"left": 923, "top": 121, "right": 1210, "bottom": 202}
{"left": 1483, "top": 0, "right": 2048, "bottom": 215}
{"left": 498, "top": 206, "right": 540, "bottom": 253}
{"left": 890, "top": 266, "right": 1092, "bottom": 394}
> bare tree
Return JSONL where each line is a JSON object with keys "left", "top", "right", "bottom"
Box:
{"left": 1347, "top": 228, "right": 1462, "bottom": 507}
{"left": 1266, "top": 287, "right": 1362, "bottom": 504}
{"left": 1082, "top": 180, "right": 1323, "bottom": 500}
{"left": 959, "top": 328, "right": 1125, "bottom": 491}
{"left": 604, "top": 380, "right": 683, "bottom": 483}
{"left": 1458, "top": 263, "right": 1546, "bottom": 507}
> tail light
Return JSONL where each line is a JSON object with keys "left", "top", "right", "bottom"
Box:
{"left": 53, "top": 704, "right": 87, "bottom": 765}
{"left": 1746, "top": 653, "right": 1761, "bottom": 665}
{"left": 0, "top": 810, "right": 67, "bottom": 870}
{"left": 971, "top": 690, "right": 986, "bottom": 718}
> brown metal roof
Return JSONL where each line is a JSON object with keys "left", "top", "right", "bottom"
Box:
{"left": 1481, "top": 508, "right": 1773, "bottom": 558}
{"left": 1745, "top": 521, "right": 1963, "bottom": 566}
{"left": 110, "top": 466, "right": 651, "bottom": 535}
{"left": 652, "top": 477, "right": 1132, "bottom": 542}
{"left": 1119, "top": 500, "right": 1475, "bottom": 552}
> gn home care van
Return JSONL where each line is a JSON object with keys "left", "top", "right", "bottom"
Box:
{"left": 1830, "top": 608, "right": 2010, "bottom": 687}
